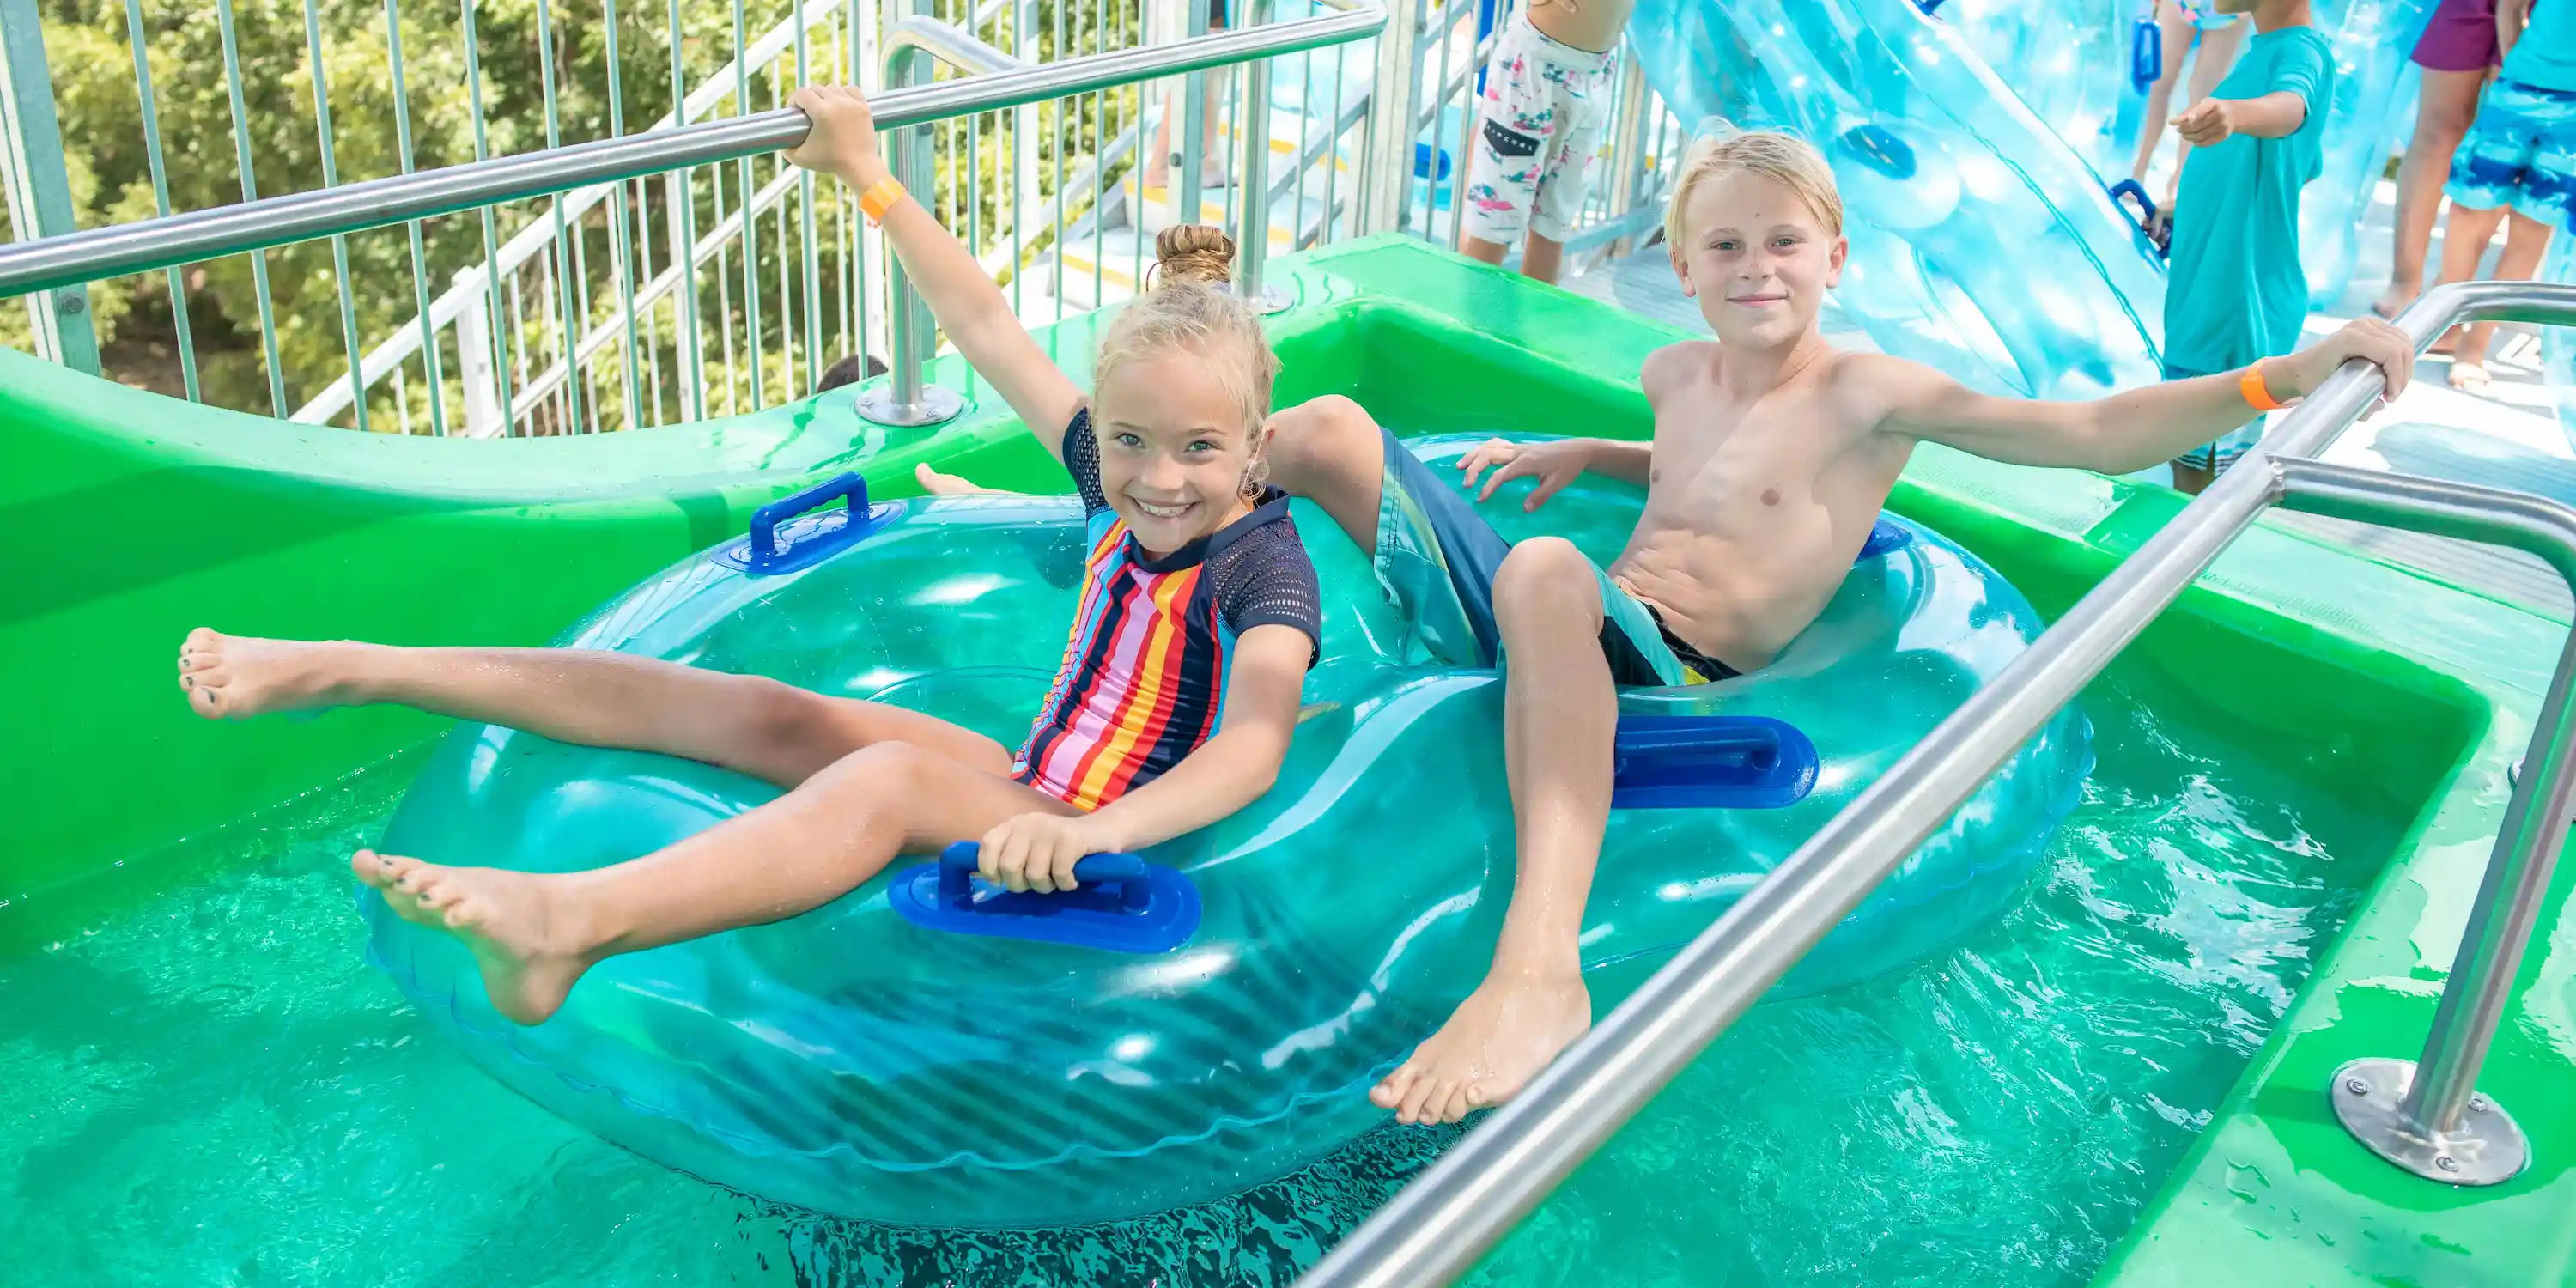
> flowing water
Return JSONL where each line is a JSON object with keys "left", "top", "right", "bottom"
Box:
{"left": 0, "top": 669, "right": 2395, "bottom": 1286}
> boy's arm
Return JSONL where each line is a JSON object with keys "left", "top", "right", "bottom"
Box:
{"left": 785, "top": 86, "right": 1085, "bottom": 460}
{"left": 1869, "top": 318, "right": 2415, "bottom": 473}
{"left": 2500, "top": 0, "right": 2530, "bottom": 57}
{"left": 2172, "top": 91, "right": 2310, "bottom": 144}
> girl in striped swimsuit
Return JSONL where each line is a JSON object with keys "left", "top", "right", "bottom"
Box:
{"left": 173, "top": 85, "right": 1324, "bottom": 1027}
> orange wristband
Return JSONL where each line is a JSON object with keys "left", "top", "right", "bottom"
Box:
{"left": 2239, "top": 361, "right": 2287, "bottom": 412}
{"left": 859, "top": 179, "right": 905, "bottom": 225}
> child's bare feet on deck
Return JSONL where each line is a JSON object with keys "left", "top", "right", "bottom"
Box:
{"left": 176, "top": 629, "right": 358, "bottom": 719}
{"left": 1370, "top": 970, "right": 1591, "bottom": 1125}
{"left": 351, "top": 848, "right": 597, "bottom": 1025}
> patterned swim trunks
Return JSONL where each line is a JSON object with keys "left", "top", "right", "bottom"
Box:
{"left": 1461, "top": 14, "right": 1619, "bottom": 246}
{"left": 2445, "top": 77, "right": 2576, "bottom": 228}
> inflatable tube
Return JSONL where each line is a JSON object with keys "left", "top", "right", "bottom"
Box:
{"left": 366, "top": 434, "right": 2091, "bottom": 1227}
{"left": 1940, "top": 0, "right": 2136, "bottom": 178}
{"left": 1627, "top": 0, "right": 2166, "bottom": 399}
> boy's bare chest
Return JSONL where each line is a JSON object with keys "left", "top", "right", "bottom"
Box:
{"left": 1643, "top": 391, "right": 1853, "bottom": 517}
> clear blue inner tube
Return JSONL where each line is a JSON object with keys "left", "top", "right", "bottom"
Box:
{"left": 368, "top": 434, "right": 2093, "bottom": 1226}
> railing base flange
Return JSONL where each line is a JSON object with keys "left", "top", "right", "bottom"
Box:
{"left": 855, "top": 384, "right": 967, "bottom": 428}
{"left": 2330, "top": 1057, "right": 2528, "bottom": 1186}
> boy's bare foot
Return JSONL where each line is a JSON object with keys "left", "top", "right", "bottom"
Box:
{"left": 1370, "top": 969, "right": 1591, "bottom": 1125}
{"left": 2429, "top": 325, "right": 2461, "bottom": 356}
{"left": 2370, "top": 288, "right": 2411, "bottom": 320}
{"left": 176, "top": 629, "right": 358, "bottom": 720}
{"left": 351, "top": 848, "right": 596, "bottom": 1025}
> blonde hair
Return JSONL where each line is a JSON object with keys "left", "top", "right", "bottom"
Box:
{"left": 1662, "top": 131, "right": 1845, "bottom": 251}
{"left": 1093, "top": 225, "right": 1282, "bottom": 442}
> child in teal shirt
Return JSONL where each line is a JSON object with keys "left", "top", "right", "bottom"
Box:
{"left": 2160, "top": 0, "right": 2334, "bottom": 493}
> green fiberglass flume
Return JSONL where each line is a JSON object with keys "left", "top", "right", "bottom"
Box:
{"left": 363, "top": 434, "right": 2090, "bottom": 1227}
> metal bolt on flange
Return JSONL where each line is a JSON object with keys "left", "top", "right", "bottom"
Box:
{"left": 2330, "top": 1058, "right": 2529, "bottom": 1187}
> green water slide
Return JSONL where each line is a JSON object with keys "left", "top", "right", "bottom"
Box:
{"left": 5, "top": 239, "right": 2574, "bottom": 1285}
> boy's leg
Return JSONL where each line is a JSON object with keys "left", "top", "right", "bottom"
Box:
{"left": 1267, "top": 395, "right": 1518, "bottom": 671}
{"left": 356, "top": 742, "right": 1074, "bottom": 1024}
{"left": 1371, "top": 537, "right": 1612, "bottom": 1125}
{"left": 178, "top": 630, "right": 1008, "bottom": 787}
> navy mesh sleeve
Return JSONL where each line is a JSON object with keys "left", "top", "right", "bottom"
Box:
{"left": 1060, "top": 409, "right": 1109, "bottom": 514}
{"left": 1210, "top": 516, "right": 1322, "bottom": 665}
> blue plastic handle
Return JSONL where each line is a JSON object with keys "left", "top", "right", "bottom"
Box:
{"left": 2105, "top": 179, "right": 2168, "bottom": 258}
{"left": 2129, "top": 15, "right": 2163, "bottom": 92}
{"left": 748, "top": 472, "right": 867, "bottom": 574}
{"left": 937, "top": 841, "right": 1151, "bottom": 914}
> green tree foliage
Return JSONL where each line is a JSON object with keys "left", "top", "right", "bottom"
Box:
{"left": 6, "top": 0, "right": 1139, "bottom": 428}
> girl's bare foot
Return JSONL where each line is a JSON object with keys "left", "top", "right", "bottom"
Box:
{"left": 2429, "top": 325, "right": 2461, "bottom": 356}
{"left": 2370, "top": 286, "right": 2412, "bottom": 320}
{"left": 914, "top": 462, "right": 1000, "bottom": 496}
{"left": 351, "top": 848, "right": 598, "bottom": 1025}
{"left": 2449, "top": 360, "right": 2493, "bottom": 393}
{"left": 176, "top": 629, "right": 361, "bottom": 720}
{"left": 1369, "top": 968, "right": 1592, "bottom": 1125}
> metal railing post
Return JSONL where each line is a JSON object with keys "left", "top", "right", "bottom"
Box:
{"left": 1179, "top": 0, "right": 1212, "bottom": 232}
{"left": 0, "top": 0, "right": 99, "bottom": 374}
{"left": 859, "top": 15, "right": 1030, "bottom": 428}
{"left": 2271, "top": 459, "right": 2576, "bottom": 1188}
{"left": 1291, "top": 280, "right": 2576, "bottom": 1288}
{"left": 1358, "top": 0, "right": 1425, "bottom": 234}
{"left": 1234, "top": 0, "right": 1289, "bottom": 313}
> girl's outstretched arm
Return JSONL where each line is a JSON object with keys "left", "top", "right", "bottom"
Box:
{"left": 786, "top": 84, "right": 1086, "bottom": 459}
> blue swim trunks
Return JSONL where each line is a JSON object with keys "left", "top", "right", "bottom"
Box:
{"left": 1367, "top": 428, "right": 1737, "bottom": 686}
{"left": 2163, "top": 361, "right": 2266, "bottom": 471}
{"left": 2445, "top": 78, "right": 2576, "bottom": 228}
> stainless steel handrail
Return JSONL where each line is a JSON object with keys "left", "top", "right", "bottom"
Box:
{"left": 0, "top": 7, "right": 1387, "bottom": 301}
{"left": 1295, "top": 279, "right": 2576, "bottom": 1288}
{"left": 858, "top": 15, "right": 1030, "bottom": 428}
{"left": 2277, "top": 459, "right": 2576, "bottom": 1187}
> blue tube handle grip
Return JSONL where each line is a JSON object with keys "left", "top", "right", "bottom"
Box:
{"left": 2106, "top": 179, "right": 2159, "bottom": 229}
{"left": 748, "top": 472, "right": 867, "bottom": 574}
{"left": 2129, "top": 15, "right": 2163, "bottom": 92}
{"left": 937, "top": 841, "right": 1151, "bottom": 914}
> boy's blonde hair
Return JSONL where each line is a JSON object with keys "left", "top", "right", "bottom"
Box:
{"left": 1662, "top": 131, "right": 1845, "bottom": 251}
{"left": 1094, "top": 224, "right": 1282, "bottom": 440}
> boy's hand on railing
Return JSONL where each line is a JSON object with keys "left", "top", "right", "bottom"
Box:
{"left": 2270, "top": 317, "right": 2415, "bottom": 411}
{"left": 2171, "top": 98, "right": 2234, "bottom": 146}
{"left": 785, "top": 85, "right": 893, "bottom": 190}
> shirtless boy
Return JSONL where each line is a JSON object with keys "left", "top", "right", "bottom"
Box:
{"left": 1260, "top": 130, "right": 2414, "bottom": 1126}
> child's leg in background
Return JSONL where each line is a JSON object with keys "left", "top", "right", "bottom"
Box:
{"left": 2447, "top": 209, "right": 2556, "bottom": 380}
{"left": 2131, "top": 3, "right": 2198, "bottom": 185}
{"left": 1518, "top": 52, "right": 1620, "bottom": 285}
{"left": 1461, "top": 21, "right": 1554, "bottom": 269}
{"left": 2378, "top": 67, "right": 2491, "bottom": 317}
